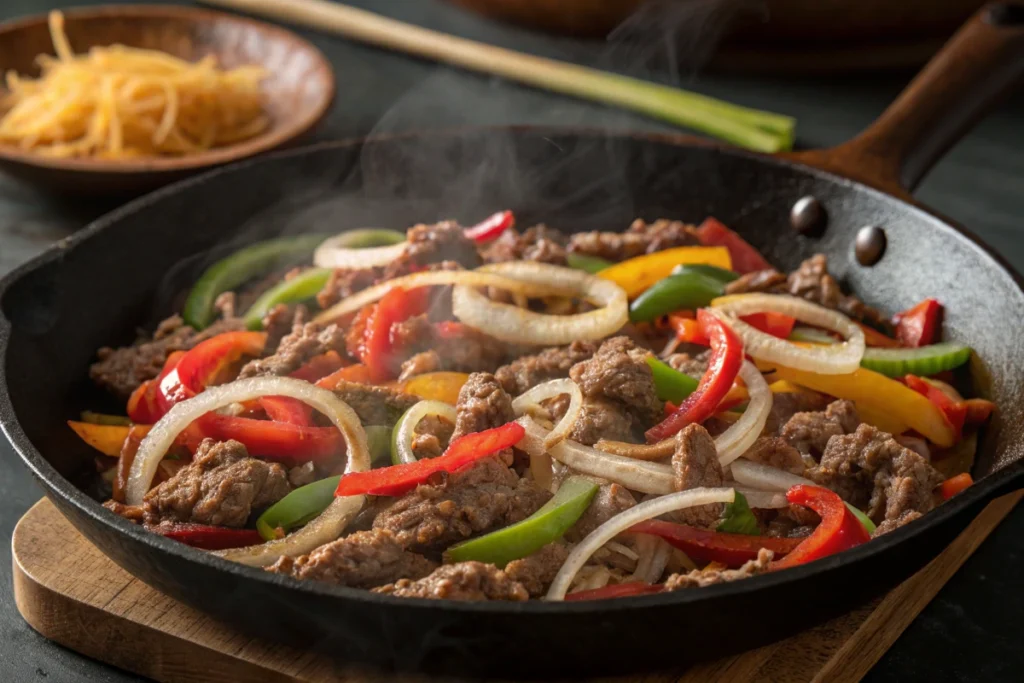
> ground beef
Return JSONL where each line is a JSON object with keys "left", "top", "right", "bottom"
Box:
{"left": 495, "top": 340, "right": 599, "bottom": 396}
{"left": 670, "top": 424, "right": 724, "bottom": 528}
{"left": 809, "top": 424, "right": 944, "bottom": 524}
{"left": 372, "top": 457, "right": 551, "bottom": 550}
{"left": 315, "top": 266, "right": 384, "bottom": 309}
{"left": 780, "top": 400, "right": 860, "bottom": 460}
{"left": 666, "top": 349, "right": 712, "bottom": 378}
{"left": 262, "top": 303, "right": 307, "bottom": 354}
{"left": 873, "top": 510, "right": 924, "bottom": 537}
{"left": 142, "top": 439, "right": 290, "bottom": 527}
{"left": 449, "top": 372, "right": 516, "bottom": 441}
{"left": 374, "top": 561, "right": 528, "bottom": 601}
{"left": 724, "top": 269, "right": 787, "bottom": 295}
{"left": 481, "top": 225, "right": 568, "bottom": 266}
{"left": 569, "top": 337, "right": 662, "bottom": 427}
{"left": 103, "top": 500, "right": 144, "bottom": 523}
{"left": 267, "top": 529, "right": 437, "bottom": 588}
{"left": 568, "top": 483, "right": 637, "bottom": 541}
{"left": 741, "top": 437, "right": 807, "bottom": 475}
{"left": 411, "top": 414, "right": 455, "bottom": 460}
{"left": 399, "top": 350, "right": 442, "bottom": 380}
{"left": 664, "top": 548, "right": 774, "bottom": 590}
{"left": 765, "top": 509, "right": 818, "bottom": 539}
{"left": 90, "top": 314, "right": 245, "bottom": 399}
{"left": 567, "top": 219, "right": 700, "bottom": 262}
{"left": 397, "top": 221, "right": 482, "bottom": 272}
{"left": 762, "top": 390, "right": 833, "bottom": 436}
{"left": 568, "top": 398, "right": 639, "bottom": 445}
{"left": 394, "top": 317, "right": 513, "bottom": 380}
{"left": 501, "top": 543, "right": 570, "bottom": 597}
{"left": 331, "top": 379, "right": 419, "bottom": 427}
{"left": 784, "top": 255, "right": 893, "bottom": 334}
{"left": 287, "top": 462, "right": 318, "bottom": 488}
{"left": 239, "top": 321, "right": 347, "bottom": 378}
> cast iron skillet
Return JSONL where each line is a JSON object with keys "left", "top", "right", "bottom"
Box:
{"left": 2, "top": 5, "right": 1023, "bottom": 679}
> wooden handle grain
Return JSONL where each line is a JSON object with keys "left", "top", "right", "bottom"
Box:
{"left": 791, "top": 3, "right": 1024, "bottom": 196}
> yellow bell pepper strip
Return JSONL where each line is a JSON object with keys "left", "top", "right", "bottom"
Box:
{"left": 400, "top": 372, "right": 470, "bottom": 405}
{"left": 598, "top": 246, "right": 731, "bottom": 299}
{"left": 768, "top": 380, "right": 806, "bottom": 394}
{"left": 852, "top": 404, "right": 911, "bottom": 437}
{"left": 445, "top": 476, "right": 598, "bottom": 567}
{"left": 770, "top": 365, "right": 954, "bottom": 446}
{"left": 68, "top": 421, "right": 149, "bottom": 457}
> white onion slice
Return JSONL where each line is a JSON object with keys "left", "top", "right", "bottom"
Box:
{"left": 710, "top": 294, "right": 865, "bottom": 374}
{"left": 452, "top": 262, "right": 629, "bottom": 345}
{"left": 730, "top": 458, "right": 814, "bottom": 492}
{"left": 715, "top": 361, "right": 773, "bottom": 467}
{"left": 516, "top": 416, "right": 674, "bottom": 494}
{"left": 313, "top": 238, "right": 408, "bottom": 269}
{"left": 735, "top": 487, "right": 789, "bottom": 509}
{"left": 512, "top": 378, "right": 583, "bottom": 449}
{"left": 546, "top": 487, "right": 737, "bottom": 600}
{"left": 393, "top": 400, "right": 457, "bottom": 465}
{"left": 314, "top": 268, "right": 572, "bottom": 323}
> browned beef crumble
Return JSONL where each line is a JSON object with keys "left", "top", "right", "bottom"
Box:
{"left": 568, "top": 398, "right": 637, "bottom": 445}
{"left": 568, "top": 483, "right": 637, "bottom": 541}
{"left": 393, "top": 317, "right": 513, "bottom": 380}
{"left": 267, "top": 529, "right": 437, "bottom": 588}
{"left": 664, "top": 548, "right": 773, "bottom": 590}
{"left": 239, "top": 321, "right": 347, "bottom": 378}
{"left": 450, "top": 373, "right": 516, "bottom": 442}
{"left": 142, "top": 439, "right": 290, "bottom": 527}
{"left": 410, "top": 414, "right": 455, "bottom": 460}
{"left": 567, "top": 219, "right": 700, "bottom": 262}
{"left": 780, "top": 400, "right": 859, "bottom": 460}
{"left": 372, "top": 457, "right": 551, "bottom": 550}
{"left": 741, "top": 437, "right": 807, "bottom": 475}
{"left": 481, "top": 225, "right": 568, "bottom": 266}
{"left": 287, "top": 462, "right": 318, "bottom": 488}
{"left": 809, "top": 424, "right": 944, "bottom": 524}
{"left": 503, "top": 543, "right": 571, "bottom": 597}
{"left": 670, "top": 424, "right": 724, "bottom": 528}
{"left": 762, "top": 390, "right": 834, "bottom": 437}
{"left": 90, "top": 314, "right": 246, "bottom": 399}
{"left": 374, "top": 561, "right": 529, "bottom": 601}
{"left": 666, "top": 349, "right": 712, "bottom": 378}
{"left": 315, "top": 265, "right": 384, "bottom": 309}
{"left": 103, "top": 500, "right": 144, "bottom": 523}
{"left": 331, "top": 379, "right": 419, "bottom": 427}
{"left": 724, "top": 269, "right": 787, "bottom": 295}
{"left": 400, "top": 221, "right": 483, "bottom": 271}
{"left": 495, "top": 340, "right": 600, "bottom": 397}
{"left": 873, "top": 510, "right": 923, "bottom": 536}
{"left": 262, "top": 303, "right": 307, "bottom": 355}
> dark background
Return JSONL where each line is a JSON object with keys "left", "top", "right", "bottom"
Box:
{"left": 1, "top": 1, "right": 1022, "bottom": 681}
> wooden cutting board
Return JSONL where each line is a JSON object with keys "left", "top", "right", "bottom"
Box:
{"left": 12, "top": 493, "right": 1022, "bottom": 683}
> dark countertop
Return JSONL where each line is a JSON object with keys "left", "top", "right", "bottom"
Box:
{"left": 1, "top": 1, "right": 1022, "bottom": 681}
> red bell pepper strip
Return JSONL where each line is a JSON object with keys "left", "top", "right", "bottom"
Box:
{"left": 630, "top": 519, "right": 801, "bottom": 568}
{"left": 893, "top": 298, "right": 943, "bottom": 347}
{"left": 963, "top": 398, "right": 996, "bottom": 425}
{"left": 565, "top": 582, "right": 664, "bottom": 601}
{"left": 315, "top": 363, "right": 373, "bottom": 389}
{"left": 335, "top": 421, "right": 525, "bottom": 497}
{"left": 170, "top": 331, "right": 266, "bottom": 398}
{"left": 258, "top": 396, "right": 314, "bottom": 427}
{"left": 199, "top": 413, "right": 343, "bottom": 464}
{"left": 857, "top": 322, "right": 901, "bottom": 348}
{"left": 127, "top": 350, "right": 186, "bottom": 423}
{"left": 150, "top": 523, "right": 264, "bottom": 550}
{"left": 463, "top": 210, "right": 515, "bottom": 243}
{"left": 904, "top": 375, "right": 967, "bottom": 441}
{"left": 359, "top": 287, "right": 429, "bottom": 383}
{"left": 771, "top": 485, "right": 871, "bottom": 570}
{"left": 669, "top": 315, "right": 708, "bottom": 345}
{"left": 646, "top": 309, "right": 743, "bottom": 442}
{"left": 669, "top": 311, "right": 793, "bottom": 346}
{"left": 695, "top": 217, "right": 773, "bottom": 274}
{"left": 940, "top": 472, "right": 974, "bottom": 500}
{"left": 289, "top": 350, "right": 345, "bottom": 382}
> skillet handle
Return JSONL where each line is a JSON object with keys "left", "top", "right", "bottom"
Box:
{"left": 790, "top": 3, "right": 1024, "bottom": 197}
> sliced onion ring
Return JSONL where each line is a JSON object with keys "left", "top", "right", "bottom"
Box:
{"left": 735, "top": 487, "right": 789, "bottom": 509}
{"left": 714, "top": 361, "right": 772, "bottom": 467}
{"left": 313, "top": 228, "right": 407, "bottom": 269}
{"left": 546, "top": 487, "right": 737, "bottom": 600}
{"left": 393, "top": 400, "right": 457, "bottom": 465}
{"left": 314, "top": 268, "right": 574, "bottom": 324}
{"left": 512, "top": 378, "right": 583, "bottom": 449}
{"left": 730, "top": 458, "right": 814, "bottom": 492}
{"left": 452, "top": 262, "right": 629, "bottom": 345}
{"left": 516, "top": 416, "right": 674, "bottom": 494}
{"left": 710, "top": 293, "right": 865, "bottom": 374}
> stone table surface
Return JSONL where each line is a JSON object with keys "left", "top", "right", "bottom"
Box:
{"left": 1, "top": 0, "right": 1022, "bottom": 681}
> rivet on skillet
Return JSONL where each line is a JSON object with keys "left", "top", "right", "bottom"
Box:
{"left": 855, "top": 226, "right": 887, "bottom": 266}
{"left": 790, "top": 196, "right": 826, "bottom": 235}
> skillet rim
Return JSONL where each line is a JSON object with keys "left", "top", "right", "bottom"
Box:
{"left": 1, "top": 126, "right": 1022, "bottom": 616}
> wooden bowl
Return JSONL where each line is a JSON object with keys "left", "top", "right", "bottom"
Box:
{"left": 0, "top": 5, "right": 335, "bottom": 196}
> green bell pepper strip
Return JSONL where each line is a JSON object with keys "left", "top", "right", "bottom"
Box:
{"left": 646, "top": 357, "right": 699, "bottom": 403}
{"left": 629, "top": 271, "right": 726, "bottom": 323}
{"left": 256, "top": 475, "right": 341, "bottom": 541}
{"left": 183, "top": 234, "right": 328, "bottom": 330}
{"left": 566, "top": 253, "right": 613, "bottom": 274}
{"left": 845, "top": 502, "right": 876, "bottom": 535}
{"left": 717, "top": 490, "right": 759, "bottom": 536}
{"left": 859, "top": 342, "right": 971, "bottom": 378}
{"left": 445, "top": 476, "right": 599, "bottom": 567}
{"left": 243, "top": 268, "right": 332, "bottom": 330}
{"left": 670, "top": 263, "right": 739, "bottom": 283}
